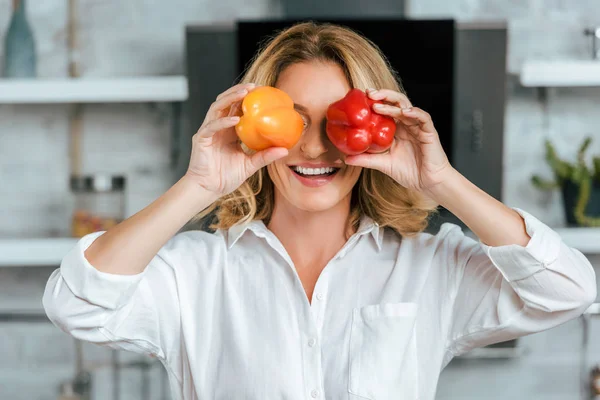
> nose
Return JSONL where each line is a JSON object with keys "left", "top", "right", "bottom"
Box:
{"left": 300, "top": 121, "right": 330, "bottom": 159}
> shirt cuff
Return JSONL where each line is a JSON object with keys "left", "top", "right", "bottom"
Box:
{"left": 60, "top": 231, "right": 145, "bottom": 310}
{"left": 479, "top": 208, "right": 563, "bottom": 282}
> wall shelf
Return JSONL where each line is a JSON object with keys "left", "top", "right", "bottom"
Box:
{"left": 521, "top": 60, "right": 600, "bottom": 87}
{"left": 0, "top": 76, "right": 188, "bottom": 103}
{"left": 458, "top": 346, "right": 527, "bottom": 359}
{"left": 1, "top": 227, "right": 600, "bottom": 268}
{"left": 585, "top": 303, "right": 600, "bottom": 316}
{"left": 467, "top": 226, "right": 600, "bottom": 254}
{"left": 0, "top": 309, "right": 49, "bottom": 322}
{"left": 554, "top": 227, "right": 600, "bottom": 254}
{"left": 0, "top": 238, "right": 77, "bottom": 267}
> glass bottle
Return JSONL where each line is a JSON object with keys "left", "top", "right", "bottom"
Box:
{"left": 70, "top": 175, "right": 126, "bottom": 237}
{"left": 3, "top": 0, "right": 37, "bottom": 78}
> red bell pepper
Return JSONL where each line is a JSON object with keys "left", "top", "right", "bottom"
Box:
{"left": 326, "top": 89, "right": 396, "bottom": 155}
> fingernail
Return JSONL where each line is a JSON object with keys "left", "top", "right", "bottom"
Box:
{"left": 237, "top": 89, "right": 248, "bottom": 95}
{"left": 367, "top": 88, "right": 377, "bottom": 93}
{"left": 230, "top": 116, "right": 240, "bottom": 122}
{"left": 374, "top": 103, "right": 384, "bottom": 108}
{"left": 402, "top": 107, "right": 413, "bottom": 112}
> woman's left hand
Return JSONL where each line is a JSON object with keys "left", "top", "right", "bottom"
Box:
{"left": 344, "top": 88, "right": 454, "bottom": 194}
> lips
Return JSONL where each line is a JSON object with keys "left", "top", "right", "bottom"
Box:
{"left": 287, "top": 164, "right": 341, "bottom": 187}
{"left": 289, "top": 165, "right": 339, "bottom": 177}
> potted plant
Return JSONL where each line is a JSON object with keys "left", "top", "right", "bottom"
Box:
{"left": 531, "top": 137, "right": 600, "bottom": 227}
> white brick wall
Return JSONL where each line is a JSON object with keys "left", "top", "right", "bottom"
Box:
{"left": 0, "top": 0, "right": 599, "bottom": 398}
{"left": 409, "top": 0, "right": 600, "bottom": 74}
{"left": 406, "top": 0, "right": 600, "bottom": 226}
{"left": 0, "top": 1, "right": 280, "bottom": 399}
{"left": 407, "top": 1, "right": 600, "bottom": 399}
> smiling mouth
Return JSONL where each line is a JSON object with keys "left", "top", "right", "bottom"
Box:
{"left": 289, "top": 165, "right": 340, "bottom": 178}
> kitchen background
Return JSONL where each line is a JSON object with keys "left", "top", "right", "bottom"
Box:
{"left": 1, "top": 0, "right": 600, "bottom": 399}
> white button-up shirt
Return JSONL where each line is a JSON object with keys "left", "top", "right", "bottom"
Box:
{"left": 43, "top": 208, "right": 596, "bottom": 400}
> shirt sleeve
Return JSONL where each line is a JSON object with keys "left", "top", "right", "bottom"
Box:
{"left": 42, "top": 231, "right": 182, "bottom": 366}
{"left": 441, "top": 208, "right": 597, "bottom": 363}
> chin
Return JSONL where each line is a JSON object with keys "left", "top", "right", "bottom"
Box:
{"left": 288, "top": 190, "right": 343, "bottom": 212}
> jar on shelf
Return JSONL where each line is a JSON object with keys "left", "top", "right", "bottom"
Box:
{"left": 70, "top": 174, "right": 126, "bottom": 238}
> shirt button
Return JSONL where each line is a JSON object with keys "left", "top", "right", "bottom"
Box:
{"left": 308, "top": 338, "right": 316, "bottom": 347}
{"left": 316, "top": 292, "right": 324, "bottom": 301}
{"left": 310, "top": 389, "right": 320, "bottom": 398}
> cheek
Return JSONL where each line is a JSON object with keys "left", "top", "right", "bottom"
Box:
{"left": 342, "top": 166, "right": 362, "bottom": 184}
{"left": 267, "top": 163, "right": 289, "bottom": 186}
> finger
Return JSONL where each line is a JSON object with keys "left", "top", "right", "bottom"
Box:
{"left": 372, "top": 103, "right": 403, "bottom": 120}
{"left": 216, "top": 83, "right": 256, "bottom": 101}
{"left": 205, "top": 89, "right": 249, "bottom": 123}
{"left": 371, "top": 103, "right": 420, "bottom": 139}
{"left": 227, "top": 99, "right": 242, "bottom": 118}
{"left": 246, "top": 147, "right": 289, "bottom": 174}
{"left": 367, "top": 88, "right": 412, "bottom": 108}
{"left": 397, "top": 107, "right": 436, "bottom": 133}
{"left": 345, "top": 152, "right": 390, "bottom": 174}
{"left": 196, "top": 116, "right": 240, "bottom": 139}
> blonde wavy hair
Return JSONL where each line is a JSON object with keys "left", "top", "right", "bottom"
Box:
{"left": 195, "top": 21, "right": 439, "bottom": 237}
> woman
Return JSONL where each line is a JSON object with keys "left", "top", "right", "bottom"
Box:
{"left": 44, "top": 22, "right": 596, "bottom": 400}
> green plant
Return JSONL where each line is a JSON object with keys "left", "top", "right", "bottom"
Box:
{"left": 531, "top": 136, "right": 600, "bottom": 227}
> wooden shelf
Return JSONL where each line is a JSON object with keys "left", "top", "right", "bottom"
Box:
{"left": 0, "top": 76, "right": 188, "bottom": 103}
{"left": 521, "top": 60, "right": 600, "bottom": 87}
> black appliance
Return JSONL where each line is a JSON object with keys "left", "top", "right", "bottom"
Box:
{"left": 236, "top": 19, "right": 455, "bottom": 172}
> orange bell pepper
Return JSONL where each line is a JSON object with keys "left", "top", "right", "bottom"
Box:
{"left": 235, "top": 86, "right": 304, "bottom": 151}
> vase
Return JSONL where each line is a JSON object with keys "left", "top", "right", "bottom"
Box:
{"left": 562, "top": 179, "right": 600, "bottom": 227}
{"left": 2, "top": 0, "right": 36, "bottom": 78}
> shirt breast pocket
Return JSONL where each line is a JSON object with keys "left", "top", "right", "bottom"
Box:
{"left": 348, "top": 302, "right": 419, "bottom": 400}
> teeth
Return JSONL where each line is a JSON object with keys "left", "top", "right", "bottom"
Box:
{"left": 293, "top": 166, "right": 336, "bottom": 175}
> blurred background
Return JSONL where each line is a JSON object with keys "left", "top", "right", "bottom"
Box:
{"left": 1, "top": 0, "right": 600, "bottom": 399}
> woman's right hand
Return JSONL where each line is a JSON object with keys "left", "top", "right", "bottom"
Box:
{"left": 185, "top": 83, "right": 289, "bottom": 196}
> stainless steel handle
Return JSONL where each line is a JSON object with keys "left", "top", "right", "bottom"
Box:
{"left": 471, "top": 109, "right": 484, "bottom": 153}
{"left": 584, "top": 28, "right": 600, "bottom": 60}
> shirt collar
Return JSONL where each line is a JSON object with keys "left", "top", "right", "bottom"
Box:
{"left": 226, "top": 219, "right": 269, "bottom": 249}
{"left": 225, "top": 215, "right": 383, "bottom": 251}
